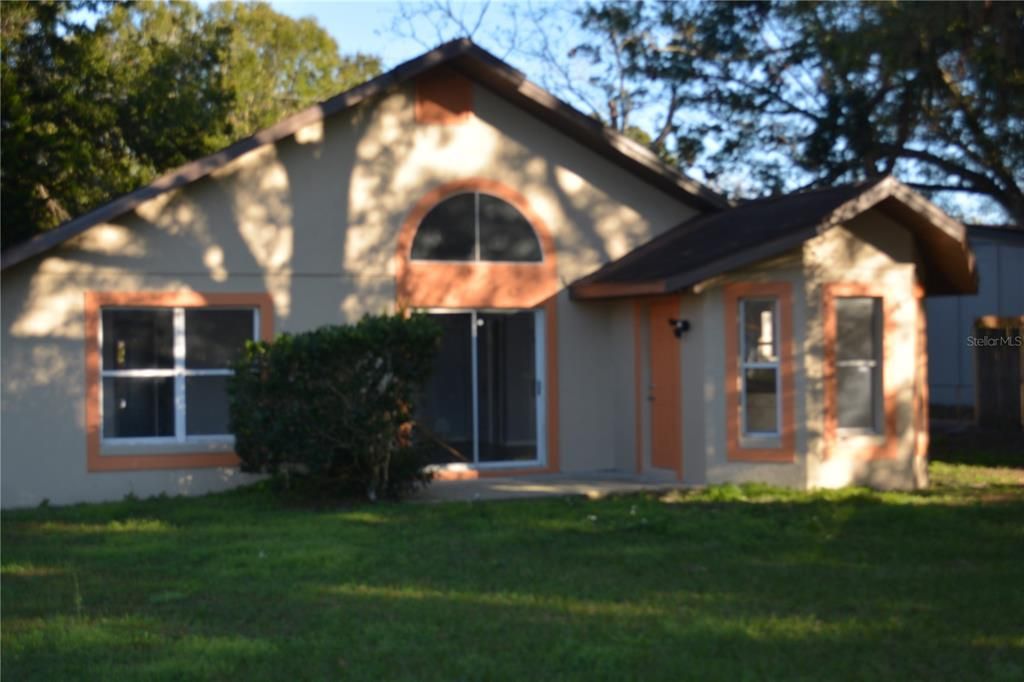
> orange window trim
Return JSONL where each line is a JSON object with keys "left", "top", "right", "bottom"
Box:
{"left": 84, "top": 291, "right": 275, "bottom": 472}
{"left": 822, "top": 282, "right": 900, "bottom": 461}
{"left": 723, "top": 282, "right": 796, "bottom": 463}
{"left": 914, "top": 286, "right": 929, "bottom": 458}
{"left": 394, "top": 178, "right": 559, "bottom": 310}
{"left": 414, "top": 67, "right": 473, "bottom": 125}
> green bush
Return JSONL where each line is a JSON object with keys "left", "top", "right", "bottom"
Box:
{"left": 228, "top": 313, "right": 441, "bottom": 500}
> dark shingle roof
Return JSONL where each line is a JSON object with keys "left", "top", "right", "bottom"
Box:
{"left": 571, "top": 176, "right": 977, "bottom": 296}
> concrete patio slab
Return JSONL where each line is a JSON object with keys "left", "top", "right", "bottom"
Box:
{"left": 412, "top": 470, "right": 692, "bottom": 503}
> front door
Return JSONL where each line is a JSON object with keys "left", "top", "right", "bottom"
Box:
{"left": 648, "top": 297, "right": 682, "bottom": 477}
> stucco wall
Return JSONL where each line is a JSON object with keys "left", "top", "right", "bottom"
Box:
{"left": 555, "top": 292, "right": 638, "bottom": 473}
{"left": 802, "top": 210, "right": 924, "bottom": 490}
{"left": 1, "top": 79, "right": 697, "bottom": 507}
{"left": 691, "top": 254, "right": 810, "bottom": 488}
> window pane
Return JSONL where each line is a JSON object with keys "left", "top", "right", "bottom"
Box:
{"left": 410, "top": 193, "right": 476, "bottom": 260}
{"left": 478, "top": 194, "right": 542, "bottom": 262}
{"left": 186, "top": 376, "right": 231, "bottom": 435}
{"left": 185, "top": 309, "right": 255, "bottom": 369}
{"left": 477, "top": 311, "right": 537, "bottom": 462}
{"left": 416, "top": 314, "right": 474, "bottom": 464}
{"left": 837, "top": 365, "right": 877, "bottom": 429}
{"left": 743, "top": 368, "right": 778, "bottom": 433}
{"left": 836, "top": 298, "right": 880, "bottom": 362}
{"left": 102, "top": 310, "right": 173, "bottom": 370}
{"left": 102, "top": 377, "right": 174, "bottom": 438}
{"left": 742, "top": 300, "right": 777, "bottom": 362}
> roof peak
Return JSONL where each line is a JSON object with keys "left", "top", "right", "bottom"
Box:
{"left": 2, "top": 39, "right": 724, "bottom": 270}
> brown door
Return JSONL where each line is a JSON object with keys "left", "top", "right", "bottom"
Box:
{"left": 648, "top": 297, "right": 682, "bottom": 477}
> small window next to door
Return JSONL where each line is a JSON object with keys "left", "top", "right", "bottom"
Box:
{"left": 723, "top": 281, "right": 795, "bottom": 463}
{"left": 739, "top": 298, "right": 781, "bottom": 436}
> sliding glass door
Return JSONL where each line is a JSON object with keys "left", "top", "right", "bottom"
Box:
{"left": 417, "top": 310, "right": 545, "bottom": 467}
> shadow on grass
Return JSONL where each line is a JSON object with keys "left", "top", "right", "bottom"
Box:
{"left": 3, "top": 477, "right": 1023, "bottom": 681}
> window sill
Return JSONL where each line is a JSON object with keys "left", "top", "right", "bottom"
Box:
{"left": 100, "top": 438, "right": 235, "bottom": 457}
{"left": 90, "top": 440, "right": 240, "bottom": 472}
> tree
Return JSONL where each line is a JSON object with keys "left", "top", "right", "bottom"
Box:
{"left": 391, "top": 0, "right": 1022, "bottom": 225}
{"left": 575, "top": 1, "right": 1024, "bottom": 225}
{"left": 1, "top": 1, "right": 382, "bottom": 248}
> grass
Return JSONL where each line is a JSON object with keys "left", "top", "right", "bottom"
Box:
{"left": 3, "top": 454, "right": 1023, "bottom": 681}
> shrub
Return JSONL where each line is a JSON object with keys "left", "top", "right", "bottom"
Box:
{"left": 228, "top": 313, "right": 441, "bottom": 500}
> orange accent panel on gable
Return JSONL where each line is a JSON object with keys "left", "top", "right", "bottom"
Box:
{"left": 724, "top": 282, "right": 796, "bottom": 463}
{"left": 394, "top": 178, "right": 559, "bottom": 309}
{"left": 648, "top": 296, "right": 683, "bottom": 480}
{"left": 84, "top": 291, "right": 274, "bottom": 472}
{"left": 822, "top": 282, "right": 900, "bottom": 461}
{"left": 415, "top": 67, "right": 473, "bottom": 125}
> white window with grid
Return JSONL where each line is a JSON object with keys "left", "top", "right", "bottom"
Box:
{"left": 99, "top": 307, "right": 258, "bottom": 444}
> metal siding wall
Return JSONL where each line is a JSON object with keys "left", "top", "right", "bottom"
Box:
{"left": 927, "top": 234, "right": 1024, "bottom": 407}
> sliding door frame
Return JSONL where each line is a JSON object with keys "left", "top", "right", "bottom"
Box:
{"left": 421, "top": 307, "right": 547, "bottom": 469}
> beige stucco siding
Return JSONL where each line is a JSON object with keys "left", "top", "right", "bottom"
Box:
{"left": 692, "top": 254, "right": 810, "bottom": 488}
{"left": 803, "top": 210, "right": 924, "bottom": 489}
{"left": 555, "top": 292, "right": 638, "bottom": 473}
{"left": 2, "top": 80, "right": 696, "bottom": 507}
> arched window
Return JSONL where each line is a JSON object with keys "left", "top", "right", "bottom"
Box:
{"left": 410, "top": 192, "right": 543, "bottom": 262}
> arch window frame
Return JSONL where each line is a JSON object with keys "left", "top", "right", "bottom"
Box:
{"left": 409, "top": 190, "right": 545, "bottom": 264}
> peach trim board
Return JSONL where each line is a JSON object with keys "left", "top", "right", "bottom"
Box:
{"left": 394, "top": 178, "right": 559, "bottom": 310}
{"left": 84, "top": 291, "right": 275, "bottom": 472}
{"left": 914, "top": 291, "right": 929, "bottom": 459}
{"left": 648, "top": 295, "right": 684, "bottom": 480}
{"left": 723, "top": 282, "right": 796, "bottom": 463}
{"left": 822, "top": 282, "right": 900, "bottom": 461}
{"left": 414, "top": 67, "right": 473, "bottom": 125}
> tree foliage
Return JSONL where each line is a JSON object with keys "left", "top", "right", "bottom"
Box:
{"left": 229, "top": 313, "right": 441, "bottom": 501}
{"left": 1, "top": 1, "right": 381, "bottom": 248}
{"left": 391, "top": 0, "right": 1022, "bottom": 224}
{"left": 574, "top": 0, "right": 1024, "bottom": 224}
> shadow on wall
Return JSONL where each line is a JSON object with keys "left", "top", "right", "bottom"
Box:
{"left": 3, "top": 85, "right": 675, "bottom": 502}
{"left": 802, "top": 222, "right": 922, "bottom": 489}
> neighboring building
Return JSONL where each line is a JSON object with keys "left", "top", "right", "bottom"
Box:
{"left": 0, "top": 41, "right": 976, "bottom": 507}
{"left": 926, "top": 225, "right": 1024, "bottom": 415}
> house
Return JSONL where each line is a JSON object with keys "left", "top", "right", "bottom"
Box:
{"left": 0, "top": 40, "right": 976, "bottom": 507}
{"left": 925, "top": 224, "right": 1023, "bottom": 419}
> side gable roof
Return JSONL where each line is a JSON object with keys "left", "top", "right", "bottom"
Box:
{"left": 570, "top": 176, "right": 977, "bottom": 298}
{"left": 1, "top": 39, "right": 726, "bottom": 272}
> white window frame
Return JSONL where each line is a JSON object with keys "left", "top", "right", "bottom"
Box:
{"left": 420, "top": 307, "right": 546, "bottom": 470}
{"left": 835, "top": 297, "right": 883, "bottom": 435}
{"left": 99, "top": 306, "right": 259, "bottom": 445}
{"left": 738, "top": 297, "right": 782, "bottom": 437}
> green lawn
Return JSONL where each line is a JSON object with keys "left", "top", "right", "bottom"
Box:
{"left": 3, "top": 456, "right": 1022, "bottom": 681}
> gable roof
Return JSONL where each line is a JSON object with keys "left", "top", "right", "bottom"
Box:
{"left": 0, "top": 39, "right": 726, "bottom": 272}
{"left": 570, "top": 176, "right": 977, "bottom": 298}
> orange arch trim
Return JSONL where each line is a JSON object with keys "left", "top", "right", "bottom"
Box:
{"left": 394, "top": 178, "right": 559, "bottom": 309}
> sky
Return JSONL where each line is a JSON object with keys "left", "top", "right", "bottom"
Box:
{"left": 266, "top": 2, "right": 424, "bottom": 67}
